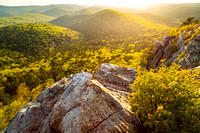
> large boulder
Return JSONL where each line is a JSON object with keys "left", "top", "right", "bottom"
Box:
{"left": 150, "top": 49, "right": 163, "bottom": 68}
{"left": 4, "top": 63, "right": 141, "bottom": 133}
{"left": 160, "top": 34, "right": 170, "bottom": 47}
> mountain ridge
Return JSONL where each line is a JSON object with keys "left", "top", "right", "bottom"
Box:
{"left": 51, "top": 9, "right": 170, "bottom": 39}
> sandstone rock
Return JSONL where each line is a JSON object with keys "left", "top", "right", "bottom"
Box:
{"left": 184, "top": 40, "right": 200, "bottom": 68}
{"left": 178, "top": 33, "right": 185, "bottom": 49}
{"left": 162, "top": 40, "right": 172, "bottom": 59}
{"left": 160, "top": 34, "right": 170, "bottom": 47}
{"left": 148, "top": 35, "right": 173, "bottom": 69}
{"left": 4, "top": 64, "right": 141, "bottom": 133}
{"left": 194, "top": 34, "right": 200, "bottom": 42}
{"left": 94, "top": 63, "right": 137, "bottom": 92}
{"left": 150, "top": 49, "right": 163, "bottom": 68}
{"left": 154, "top": 41, "right": 161, "bottom": 49}
{"left": 5, "top": 101, "right": 45, "bottom": 133}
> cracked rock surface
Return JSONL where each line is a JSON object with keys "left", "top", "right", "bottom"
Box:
{"left": 4, "top": 63, "right": 141, "bottom": 133}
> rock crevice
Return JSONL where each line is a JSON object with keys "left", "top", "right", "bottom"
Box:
{"left": 87, "top": 109, "right": 121, "bottom": 133}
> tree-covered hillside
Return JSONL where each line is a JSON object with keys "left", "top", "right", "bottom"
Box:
{"left": 0, "top": 11, "right": 16, "bottom": 17}
{"left": 129, "top": 12, "right": 180, "bottom": 27}
{"left": 42, "top": 8, "right": 73, "bottom": 17}
{"left": 0, "top": 4, "right": 88, "bottom": 15}
{"left": 72, "top": 8, "right": 97, "bottom": 15}
{"left": 51, "top": 9, "right": 170, "bottom": 51}
{"left": 42, "top": 7, "right": 106, "bottom": 17}
{"left": 50, "top": 14, "right": 90, "bottom": 27}
{"left": 0, "top": 14, "right": 55, "bottom": 28}
{"left": 142, "top": 3, "right": 200, "bottom": 21}
{"left": 0, "top": 24, "right": 83, "bottom": 56}
{"left": 52, "top": 9, "right": 170, "bottom": 39}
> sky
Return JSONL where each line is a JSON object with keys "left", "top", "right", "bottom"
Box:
{"left": 0, "top": 0, "right": 200, "bottom": 8}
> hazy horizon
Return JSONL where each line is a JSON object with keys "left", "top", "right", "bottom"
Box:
{"left": 0, "top": 0, "right": 200, "bottom": 8}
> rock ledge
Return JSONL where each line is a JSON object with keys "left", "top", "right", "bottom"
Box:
{"left": 4, "top": 63, "right": 141, "bottom": 133}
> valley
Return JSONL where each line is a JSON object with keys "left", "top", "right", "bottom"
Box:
{"left": 0, "top": 3, "right": 199, "bottom": 133}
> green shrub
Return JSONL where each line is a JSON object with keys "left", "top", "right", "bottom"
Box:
{"left": 168, "top": 27, "right": 178, "bottom": 37}
{"left": 129, "top": 64, "right": 200, "bottom": 133}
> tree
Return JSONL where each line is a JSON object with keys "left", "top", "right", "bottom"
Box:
{"left": 181, "top": 17, "right": 194, "bottom": 27}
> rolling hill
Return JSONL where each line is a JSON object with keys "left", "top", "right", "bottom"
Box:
{"left": 71, "top": 6, "right": 108, "bottom": 15}
{"left": 51, "top": 9, "right": 170, "bottom": 39}
{"left": 0, "top": 11, "right": 16, "bottom": 17}
{"left": 42, "top": 6, "right": 107, "bottom": 17}
{"left": 141, "top": 3, "right": 200, "bottom": 21}
{"left": 0, "top": 14, "right": 55, "bottom": 28}
{"left": 91, "top": 7, "right": 181, "bottom": 27}
{"left": 42, "top": 8, "right": 73, "bottom": 17}
{"left": 131, "top": 12, "right": 181, "bottom": 27}
{"left": 50, "top": 14, "right": 90, "bottom": 27}
{"left": 29, "top": 9, "right": 41, "bottom": 14}
{"left": 72, "top": 8, "right": 96, "bottom": 15}
{"left": 0, "top": 4, "right": 88, "bottom": 15}
{"left": 0, "top": 24, "right": 83, "bottom": 56}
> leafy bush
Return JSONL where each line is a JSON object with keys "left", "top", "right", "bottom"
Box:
{"left": 168, "top": 27, "right": 178, "bottom": 37}
{"left": 129, "top": 64, "right": 200, "bottom": 132}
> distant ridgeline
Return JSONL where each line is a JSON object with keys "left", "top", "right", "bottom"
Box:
{"left": 51, "top": 9, "right": 171, "bottom": 39}
{"left": 0, "top": 9, "right": 173, "bottom": 55}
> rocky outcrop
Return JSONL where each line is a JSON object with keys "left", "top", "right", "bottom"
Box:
{"left": 4, "top": 63, "right": 141, "bottom": 133}
{"left": 148, "top": 25, "right": 200, "bottom": 69}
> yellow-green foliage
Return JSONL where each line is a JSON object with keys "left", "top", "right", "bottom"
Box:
{"left": 51, "top": 9, "right": 170, "bottom": 44}
{"left": 0, "top": 24, "right": 82, "bottom": 56}
{"left": 42, "top": 8, "right": 73, "bottom": 17}
{"left": 129, "top": 64, "right": 200, "bottom": 132}
{"left": 168, "top": 21, "right": 200, "bottom": 47}
{"left": 177, "top": 52, "right": 186, "bottom": 62}
{"left": 178, "top": 22, "right": 200, "bottom": 34}
{"left": 168, "top": 27, "right": 179, "bottom": 37}
{"left": 190, "top": 27, "right": 200, "bottom": 40}
{"left": 0, "top": 14, "right": 55, "bottom": 28}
